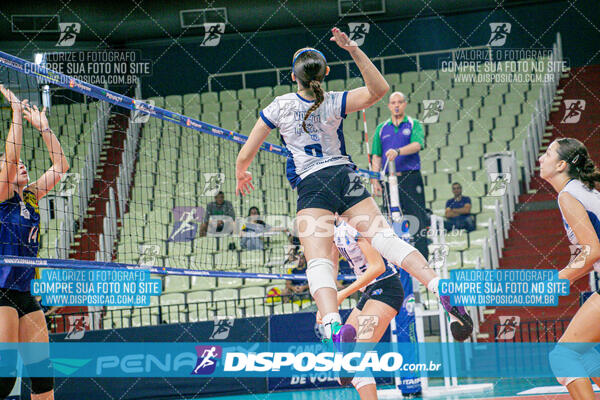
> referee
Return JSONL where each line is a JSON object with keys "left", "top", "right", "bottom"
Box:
{"left": 370, "top": 91, "right": 429, "bottom": 260}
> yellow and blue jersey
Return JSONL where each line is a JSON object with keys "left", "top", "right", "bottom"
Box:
{"left": 0, "top": 189, "right": 40, "bottom": 291}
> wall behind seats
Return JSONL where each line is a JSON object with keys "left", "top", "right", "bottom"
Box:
{"left": 130, "top": 0, "right": 597, "bottom": 97}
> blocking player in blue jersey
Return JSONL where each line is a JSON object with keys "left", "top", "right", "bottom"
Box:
{"left": 236, "top": 28, "right": 472, "bottom": 348}
{"left": 0, "top": 85, "right": 69, "bottom": 400}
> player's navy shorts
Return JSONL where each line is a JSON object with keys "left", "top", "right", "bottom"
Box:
{"left": 357, "top": 274, "right": 404, "bottom": 313}
{"left": 296, "top": 164, "right": 371, "bottom": 214}
{"left": 0, "top": 288, "right": 42, "bottom": 318}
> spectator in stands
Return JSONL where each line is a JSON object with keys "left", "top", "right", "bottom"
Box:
{"left": 199, "top": 191, "right": 235, "bottom": 236}
{"left": 241, "top": 206, "right": 290, "bottom": 250}
{"left": 282, "top": 253, "right": 309, "bottom": 301}
{"left": 444, "top": 182, "right": 475, "bottom": 232}
{"left": 241, "top": 206, "right": 267, "bottom": 250}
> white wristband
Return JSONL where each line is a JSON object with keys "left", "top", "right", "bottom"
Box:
{"left": 427, "top": 276, "right": 440, "bottom": 296}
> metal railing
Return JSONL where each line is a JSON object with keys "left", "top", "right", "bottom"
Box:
{"left": 521, "top": 32, "right": 563, "bottom": 191}
{"left": 207, "top": 45, "right": 493, "bottom": 91}
{"left": 37, "top": 98, "right": 111, "bottom": 259}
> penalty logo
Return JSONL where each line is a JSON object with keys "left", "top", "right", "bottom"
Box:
{"left": 422, "top": 100, "right": 444, "bottom": 124}
{"left": 210, "top": 317, "right": 234, "bottom": 340}
{"left": 200, "top": 23, "right": 225, "bottom": 47}
{"left": 487, "top": 173, "right": 512, "bottom": 196}
{"left": 202, "top": 173, "right": 225, "bottom": 196}
{"left": 65, "top": 315, "right": 90, "bottom": 340}
{"left": 56, "top": 23, "right": 80, "bottom": 47}
{"left": 347, "top": 23, "right": 370, "bottom": 46}
{"left": 192, "top": 345, "right": 222, "bottom": 375}
{"left": 496, "top": 315, "right": 520, "bottom": 340}
{"left": 487, "top": 23, "right": 511, "bottom": 47}
{"left": 561, "top": 100, "right": 586, "bottom": 123}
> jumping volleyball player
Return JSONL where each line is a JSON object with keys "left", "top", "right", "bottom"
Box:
{"left": 538, "top": 138, "right": 600, "bottom": 400}
{"left": 0, "top": 85, "right": 69, "bottom": 400}
{"left": 316, "top": 215, "right": 471, "bottom": 398}
{"left": 236, "top": 28, "right": 472, "bottom": 345}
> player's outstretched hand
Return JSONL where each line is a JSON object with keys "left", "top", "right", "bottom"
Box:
{"left": 236, "top": 170, "right": 254, "bottom": 196}
{"left": 0, "top": 85, "right": 25, "bottom": 113}
{"left": 23, "top": 103, "right": 50, "bottom": 132}
{"left": 330, "top": 27, "right": 358, "bottom": 51}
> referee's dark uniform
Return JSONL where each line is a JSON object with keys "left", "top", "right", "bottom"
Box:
{"left": 371, "top": 116, "right": 429, "bottom": 260}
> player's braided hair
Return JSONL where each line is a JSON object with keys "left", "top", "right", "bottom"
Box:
{"left": 556, "top": 138, "right": 600, "bottom": 190}
{"left": 292, "top": 48, "right": 326, "bottom": 134}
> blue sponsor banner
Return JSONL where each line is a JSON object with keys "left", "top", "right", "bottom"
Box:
{"left": 440, "top": 269, "right": 570, "bottom": 306}
{"left": 30, "top": 269, "right": 161, "bottom": 306}
{"left": 48, "top": 318, "right": 269, "bottom": 399}
{"left": 5, "top": 342, "right": 600, "bottom": 378}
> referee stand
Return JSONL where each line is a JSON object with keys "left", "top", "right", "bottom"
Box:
{"left": 378, "top": 162, "right": 493, "bottom": 398}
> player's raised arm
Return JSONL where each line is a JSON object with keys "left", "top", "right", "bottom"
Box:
{"left": 0, "top": 85, "right": 24, "bottom": 203}
{"left": 23, "top": 103, "right": 69, "bottom": 200}
{"left": 236, "top": 118, "right": 271, "bottom": 196}
{"left": 337, "top": 237, "right": 386, "bottom": 305}
{"left": 329, "top": 27, "right": 389, "bottom": 115}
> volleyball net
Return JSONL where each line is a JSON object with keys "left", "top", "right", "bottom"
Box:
{"left": 0, "top": 49, "right": 378, "bottom": 271}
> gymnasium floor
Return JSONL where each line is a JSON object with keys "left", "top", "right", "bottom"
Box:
{"left": 204, "top": 378, "right": 600, "bottom": 400}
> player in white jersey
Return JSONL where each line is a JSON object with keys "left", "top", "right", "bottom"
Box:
{"left": 236, "top": 27, "right": 472, "bottom": 346}
{"left": 318, "top": 217, "right": 472, "bottom": 398}
{"left": 329, "top": 218, "right": 403, "bottom": 398}
{"left": 539, "top": 138, "right": 600, "bottom": 399}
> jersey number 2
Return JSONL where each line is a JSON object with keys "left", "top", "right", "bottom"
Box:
{"left": 304, "top": 144, "right": 323, "bottom": 158}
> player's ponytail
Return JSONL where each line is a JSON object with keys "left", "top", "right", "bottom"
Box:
{"left": 292, "top": 47, "right": 327, "bottom": 134}
{"left": 556, "top": 138, "right": 600, "bottom": 190}
{"left": 302, "top": 80, "right": 324, "bottom": 134}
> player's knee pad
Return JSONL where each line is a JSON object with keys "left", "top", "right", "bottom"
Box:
{"left": 549, "top": 344, "right": 587, "bottom": 386}
{"left": 30, "top": 377, "right": 54, "bottom": 394}
{"left": 306, "top": 258, "right": 336, "bottom": 296}
{"left": 0, "top": 348, "right": 18, "bottom": 398}
{"left": 556, "top": 376, "right": 578, "bottom": 387}
{"left": 581, "top": 348, "right": 600, "bottom": 377}
{"left": 371, "top": 229, "right": 416, "bottom": 266}
{"left": 351, "top": 376, "right": 376, "bottom": 390}
{"left": 25, "top": 358, "right": 54, "bottom": 394}
{"left": 0, "top": 377, "right": 17, "bottom": 398}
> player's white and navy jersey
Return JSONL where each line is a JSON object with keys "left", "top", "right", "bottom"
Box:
{"left": 558, "top": 179, "right": 600, "bottom": 271}
{"left": 260, "top": 91, "right": 354, "bottom": 188}
{"left": 333, "top": 220, "right": 398, "bottom": 290}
